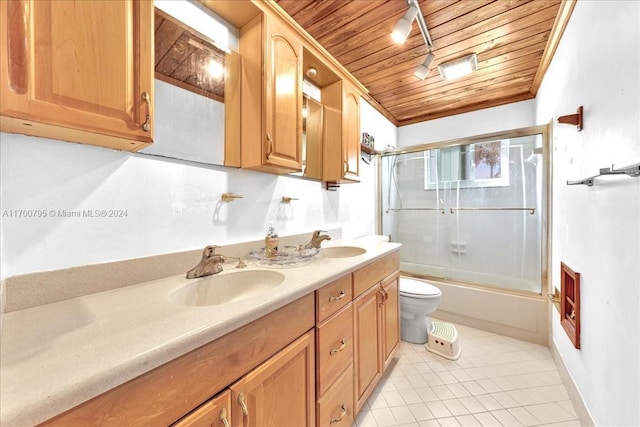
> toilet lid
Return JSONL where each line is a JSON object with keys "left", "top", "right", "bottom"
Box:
{"left": 400, "top": 278, "right": 441, "bottom": 297}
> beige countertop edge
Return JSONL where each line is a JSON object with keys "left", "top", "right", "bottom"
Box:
{"left": 0, "top": 240, "right": 401, "bottom": 427}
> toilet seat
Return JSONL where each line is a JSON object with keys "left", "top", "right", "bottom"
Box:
{"left": 400, "top": 278, "right": 441, "bottom": 299}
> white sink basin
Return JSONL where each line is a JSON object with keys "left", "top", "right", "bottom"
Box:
{"left": 168, "top": 270, "right": 285, "bottom": 306}
{"left": 321, "top": 246, "right": 366, "bottom": 258}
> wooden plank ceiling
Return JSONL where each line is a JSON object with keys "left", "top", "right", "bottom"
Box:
{"left": 275, "top": 0, "right": 571, "bottom": 126}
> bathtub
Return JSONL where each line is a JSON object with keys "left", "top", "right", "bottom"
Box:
{"left": 401, "top": 261, "right": 548, "bottom": 345}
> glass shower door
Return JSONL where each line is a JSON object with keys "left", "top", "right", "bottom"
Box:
{"left": 381, "top": 131, "right": 544, "bottom": 294}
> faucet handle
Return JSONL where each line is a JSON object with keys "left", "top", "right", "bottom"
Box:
{"left": 226, "top": 256, "right": 247, "bottom": 269}
{"left": 203, "top": 245, "right": 222, "bottom": 258}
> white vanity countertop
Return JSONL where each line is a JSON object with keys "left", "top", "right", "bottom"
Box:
{"left": 0, "top": 238, "right": 400, "bottom": 427}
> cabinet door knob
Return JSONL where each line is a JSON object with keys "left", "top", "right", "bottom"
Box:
{"left": 330, "top": 404, "right": 347, "bottom": 424}
{"left": 219, "top": 407, "right": 230, "bottom": 427}
{"left": 237, "top": 392, "right": 249, "bottom": 416}
{"left": 141, "top": 92, "right": 151, "bottom": 132}
{"left": 329, "top": 290, "right": 346, "bottom": 302}
{"left": 329, "top": 339, "right": 346, "bottom": 355}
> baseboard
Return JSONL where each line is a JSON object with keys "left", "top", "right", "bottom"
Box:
{"left": 548, "top": 337, "right": 595, "bottom": 427}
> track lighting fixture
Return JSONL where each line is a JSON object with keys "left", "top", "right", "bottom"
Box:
{"left": 414, "top": 51, "right": 434, "bottom": 80}
{"left": 392, "top": 0, "right": 436, "bottom": 80}
{"left": 391, "top": 4, "right": 418, "bottom": 44}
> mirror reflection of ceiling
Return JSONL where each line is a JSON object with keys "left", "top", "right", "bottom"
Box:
{"left": 154, "top": 8, "right": 226, "bottom": 102}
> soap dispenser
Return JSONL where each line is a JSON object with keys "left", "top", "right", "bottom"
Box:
{"left": 265, "top": 222, "right": 279, "bottom": 257}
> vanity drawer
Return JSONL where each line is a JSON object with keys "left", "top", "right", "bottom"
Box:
{"left": 353, "top": 251, "right": 400, "bottom": 297}
{"left": 317, "top": 365, "right": 354, "bottom": 427}
{"left": 316, "top": 274, "right": 352, "bottom": 323}
{"left": 316, "top": 303, "right": 353, "bottom": 396}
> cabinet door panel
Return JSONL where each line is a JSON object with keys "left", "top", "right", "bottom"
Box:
{"left": 1, "top": 0, "right": 154, "bottom": 147}
{"left": 353, "top": 285, "right": 381, "bottom": 412}
{"left": 231, "top": 330, "right": 315, "bottom": 427}
{"left": 382, "top": 273, "right": 400, "bottom": 369}
{"left": 264, "top": 17, "right": 302, "bottom": 171}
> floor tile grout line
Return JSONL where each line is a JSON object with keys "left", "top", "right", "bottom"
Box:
{"left": 355, "top": 321, "right": 580, "bottom": 427}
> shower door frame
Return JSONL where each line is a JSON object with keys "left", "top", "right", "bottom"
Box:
{"left": 376, "top": 124, "right": 552, "bottom": 301}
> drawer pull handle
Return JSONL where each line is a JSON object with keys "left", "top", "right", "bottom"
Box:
{"left": 219, "top": 407, "right": 230, "bottom": 427}
{"left": 330, "top": 405, "right": 347, "bottom": 424}
{"left": 330, "top": 339, "right": 346, "bottom": 355}
{"left": 329, "top": 291, "right": 346, "bottom": 302}
{"left": 237, "top": 392, "right": 249, "bottom": 416}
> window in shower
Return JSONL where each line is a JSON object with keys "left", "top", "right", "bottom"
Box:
{"left": 425, "top": 140, "right": 510, "bottom": 189}
{"left": 381, "top": 127, "right": 547, "bottom": 295}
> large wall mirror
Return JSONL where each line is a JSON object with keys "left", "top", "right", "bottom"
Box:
{"left": 140, "top": 1, "right": 240, "bottom": 166}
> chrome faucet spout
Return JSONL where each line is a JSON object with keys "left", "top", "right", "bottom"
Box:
{"left": 186, "top": 245, "right": 226, "bottom": 278}
{"left": 305, "top": 230, "right": 331, "bottom": 249}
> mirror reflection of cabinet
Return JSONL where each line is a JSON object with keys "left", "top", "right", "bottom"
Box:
{"left": 303, "top": 96, "right": 324, "bottom": 179}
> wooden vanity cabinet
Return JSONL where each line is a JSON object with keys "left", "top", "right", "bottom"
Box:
{"left": 37, "top": 252, "right": 399, "bottom": 427}
{"left": 173, "top": 390, "right": 232, "bottom": 427}
{"left": 39, "top": 294, "right": 315, "bottom": 427}
{"left": 230, "top": 330, "right": 316, "bottom": 427}
{"left": 381, "top": 272, "right": 400, "bottom": 370}
{"left": 353, "top": 283, "right": 383, "bottom": 413}
{"left": 237, "top": 11, "right": 303, "bottom": 173}
{"left": 321, "top": 80, "right": 361, "bottom": 184}
{"left": 0, "top": 0, "right": 154, "bottom": 151}
{"left": 176, "top": 330, "right": 315, "bottom": 427}
{"left": 315, "top": 275, "right": 355, "bottom": 426}
{"left": 352, "top": 253, "right": 401, "bottom": 413}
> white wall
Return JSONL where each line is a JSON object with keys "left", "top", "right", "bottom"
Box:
{"left": 535, "top": 1, "right": 640, "bottom": 425}
{"left": 0, "top": 99, "right": 391, "bottom": 278}
{"left": 361, "top": 99, "right": 398, "bottom": 151}
{"left": 397, "top": 99, "right": 536, "bottom": 148}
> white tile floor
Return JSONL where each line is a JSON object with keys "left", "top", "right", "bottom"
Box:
{"left": 355, "top": 321, "right": 580, "bottom": 427}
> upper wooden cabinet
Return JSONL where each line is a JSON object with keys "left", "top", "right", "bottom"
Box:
{"left": 342, "top": 82, "right": 361, "bottom": 182}
{"left": 216, "top": 0, "right": 366, "bottom": 179}
{"left": 322, "top": 80, "right": 361, "bottom": 183}
{"left": 0, "top": 0, "right": 154, "bottom": 151}
{"left": 238, "top": 12, "right": 303, "bottom": 174}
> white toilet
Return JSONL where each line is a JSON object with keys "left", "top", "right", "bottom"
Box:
{"left": 399, "top": 277, "right": 442, "bottom": 344}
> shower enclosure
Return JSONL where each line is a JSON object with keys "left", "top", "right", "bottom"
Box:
{"left": 381, "top": 126, "right": 548, "bottom": 295}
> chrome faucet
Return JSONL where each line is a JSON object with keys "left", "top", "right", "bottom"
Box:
{"left": 186, "top": 245, "right": 226, "bottom": 279}
{"left": 304, "top": 230, "right": 331, "bottom": 249}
